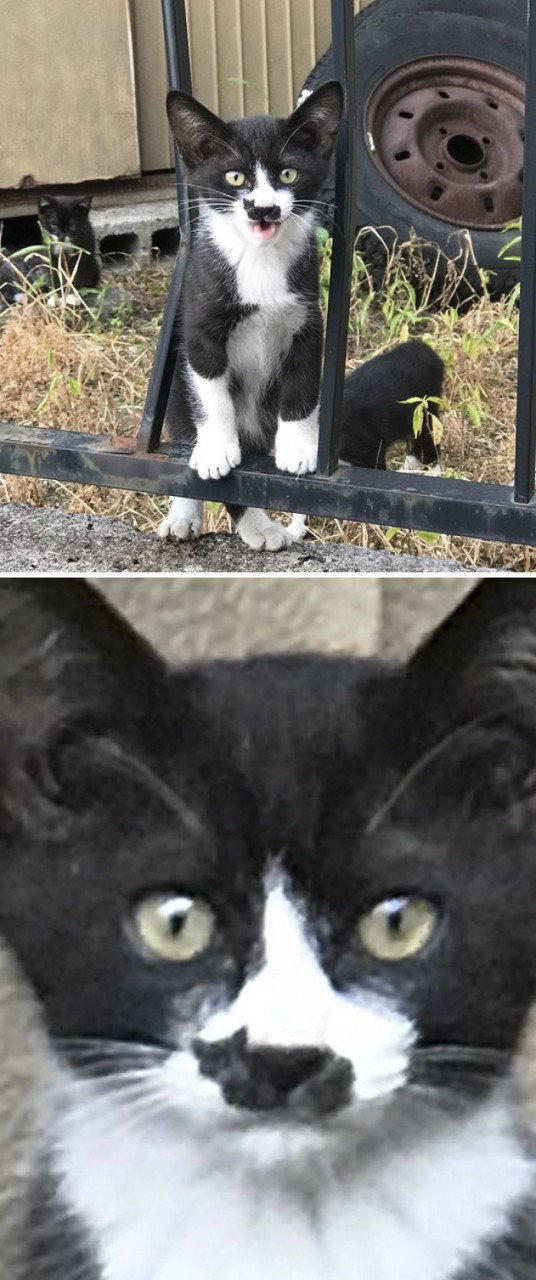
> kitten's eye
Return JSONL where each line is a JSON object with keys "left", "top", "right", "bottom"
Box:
{"left": 225, "top": 171, "right": 246, "bottom": 188}
{"left": 279, "top": 167, "right": 299, "bottom": 185}
{"left": 358, "top": 896, "right": 437, "bottom": 961}
{"left": 133, "top": 894, "right": 215, "bottom": 962}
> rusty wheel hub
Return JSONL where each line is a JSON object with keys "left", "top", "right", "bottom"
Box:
{"left": 365, "top": 57, "right": 525, "bottom": 229}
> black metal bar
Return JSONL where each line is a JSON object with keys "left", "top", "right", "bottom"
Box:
{"left": 137, "top": 0, "right": 193, "bottom": 454}
{"left": 161, "top": 0, "right": 193, "bottom": 224}
{"left": 316, "top": 0, "right": 357, "bottom": 476}
{"left": 514, "top": 0, "right": 536, "bottom": 502}
{"left": 2, "top": 423, "right": 536, "bottom": 547}
{"left": 137, "top": 241, "right": 188, "bottom": 453}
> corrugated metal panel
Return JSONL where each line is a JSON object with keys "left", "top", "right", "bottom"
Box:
{"left": 133, "top": 0, "right": 373, "bottom": 172}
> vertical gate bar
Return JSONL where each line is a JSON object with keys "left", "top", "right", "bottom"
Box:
{"left": 137, "top": 0, "right": 193, "bottom": 454}
{"left": 514, "top": 0, "right": 536, "bottom": 503}
{"left": 316, "top": 0, "right": 357, "bottom": 476}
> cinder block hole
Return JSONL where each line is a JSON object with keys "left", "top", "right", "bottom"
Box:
{"left": 152, "top": 226, "right": 180, "bottom": 258}
{"left": 0, "top": 215, "right": 41, "bottom": 254}
{"left": 100, "top": 232, "right": 140, "bottom": 268}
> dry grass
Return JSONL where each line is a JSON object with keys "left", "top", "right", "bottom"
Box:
{"left": 0, "top": 238, "right": 524, "bottom": 569}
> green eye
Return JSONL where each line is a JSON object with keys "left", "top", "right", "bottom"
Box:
{"left": 358, "top": 896, "right": 437, "bottom": 962}
{"left": 225, "top": 170, "right": 246, "bottom": 188}
{"left": 279, "top": 167, "right": 299, "bottom": 185}
{"left": 133, "top": 894, "right": 215, "bottom": 962}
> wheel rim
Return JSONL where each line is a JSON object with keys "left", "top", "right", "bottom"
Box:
{"left": 364, "top": 56, "right": 525, "bottom": 230}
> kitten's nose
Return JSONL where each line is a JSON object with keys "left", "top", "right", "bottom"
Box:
{"left": 194, "top": 1030, "right": 353, "bottom": 1115}
{"left": 243, "top": 201, "right": 281, "bottom": 224}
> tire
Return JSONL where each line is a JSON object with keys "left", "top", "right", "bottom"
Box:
{"left": 302, "top": 0, "right": 526, "bottom": 298}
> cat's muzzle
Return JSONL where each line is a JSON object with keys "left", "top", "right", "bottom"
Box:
{"left": 194, "top": 1029, "right": 354, "bottom": 1117}
{"left": 243, "top": 201, "right": 282, "bottom": 225}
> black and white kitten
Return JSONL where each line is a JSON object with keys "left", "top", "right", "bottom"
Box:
{"left": 0, "top": 195, "right": 100, "bottom": 308}
{"left": 37, "top": 194, "right": 101, "bottom": 292}
{"left": 2, "top": 580, "right": 536, "bottom": 1280}
{"left": 158, "top": 84, "right": 343, "bottom": 551}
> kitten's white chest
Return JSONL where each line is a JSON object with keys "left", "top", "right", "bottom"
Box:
{"left": 54, "top": 1086, "right": 533, "bottom": 1280}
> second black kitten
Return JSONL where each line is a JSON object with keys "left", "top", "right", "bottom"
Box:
{"left": 340, "top": 340, "right": 444, "bottom": 471}
{"left": 37, "top": 194, "right": 101, "bottom": 290}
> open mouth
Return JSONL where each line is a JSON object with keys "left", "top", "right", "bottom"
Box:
{"left": 249, "top": 219, "right": 281, "bottom": 242}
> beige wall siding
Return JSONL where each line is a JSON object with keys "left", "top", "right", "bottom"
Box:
{"left": 0, "top": 0, "right": 140, "bottom": 188}
{"left": 133, "top": 0, "right": 373, "bottom": 173}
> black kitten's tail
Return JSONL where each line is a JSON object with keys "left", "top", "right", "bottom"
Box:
{"left": 338, "top": 340, "right": 445, "bottom": 471}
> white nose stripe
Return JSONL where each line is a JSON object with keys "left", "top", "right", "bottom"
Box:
{"left": 250, "top": 164, "right": 281, "bottom": 209}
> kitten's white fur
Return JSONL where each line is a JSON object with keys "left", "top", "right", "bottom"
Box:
{"left": 51, "top": 880, "right": 534, "bottom": 1280}
{"left": 235, "top": 509, "right": 304, "bottom": 552}
{"left": 157, "top": 498, "right": 204, "bottom": 542}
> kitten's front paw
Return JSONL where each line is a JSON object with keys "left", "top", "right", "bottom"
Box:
{"left": 190, "top": 434, "right": 241, "bottom": 480}
{"left": 275, "top": 418, "right": 318, "bottom": 476}
{"left": 158, "top": 498, "right": 204, "bottom": 542}
{"left": 237, "top": 508, "right": 305, "bottom": 552}
{"left": 402, "top": 455, "right": 442, "bottom": 477}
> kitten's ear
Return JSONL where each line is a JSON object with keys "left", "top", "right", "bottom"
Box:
{"left": 401, "top": 582, "right": 536, "bottom": 731}
{"left": 0, "top": 582, "right": 170, "bottom": 806}
{"left": 166, "top": 90, "right": 233, "bottom": 168}
{"left": 38, "top": 196, "right": 53, "bottom": 214}
{"left": 74, "top": 195, "right": 92, "bottom": 213}
{"left": 284, "top": 82, "right": 343, "bottom": 156}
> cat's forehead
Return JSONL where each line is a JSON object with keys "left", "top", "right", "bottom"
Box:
{"left": 220, "top": 113, "right": 296, "bottom": 164}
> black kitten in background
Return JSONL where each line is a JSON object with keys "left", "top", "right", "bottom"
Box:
{"left": 1, "top": 581, "right": 536, "bottom": 1280}
{"left": 0, "top": 194, "right": 100, "bottom": 307}
{"left": 340, "top": 339, "right": 444, "bottom": 471}
{"left": 37, "top": 194, "right": 101, "bottom": 289}
{"left": 37, "top": 193, "right": 101, "bottom": 289}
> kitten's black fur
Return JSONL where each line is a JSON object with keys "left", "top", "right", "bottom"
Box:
{"left": 2, "top": 582, "right": 536, "bottom": 1280}
{"left": 38, "top": 194, "right": 101, "bottom": 289}
{"left": 340, "top": 340, "right": 444, "bottom": 469}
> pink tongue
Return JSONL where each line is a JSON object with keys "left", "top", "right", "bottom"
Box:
{"left": 251, "top": 222, "right": 278, "bottom": 241}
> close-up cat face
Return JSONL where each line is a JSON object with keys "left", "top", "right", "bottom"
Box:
{"left": 1, "top": 582, "right": 536, "bottom": 1185}
{"left": 166, "top": 82, "right": 343, "bottom": 245}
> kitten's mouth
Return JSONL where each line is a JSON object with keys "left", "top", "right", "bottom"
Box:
{"left": 249, "top": 219, "right": 281, "bottom": 243}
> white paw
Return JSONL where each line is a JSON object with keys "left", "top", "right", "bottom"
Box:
{"left": 275, "top": 415, "right": 318, "bottom": 476}
{"left": 402, "top": 454, "right": 442, "bottom": 476}
{"left": 190, "top": 434, "right": 241, "bottom": 480}
{"left": 237, "top": 508, "right": 303, "bottom": 552}
{"left": 46, "top": 295, "right": 57, "bottom": 309}
{"left": 158, "top": 498, "right": 204, "bottom": 541}
{"left": 66, "top": 292, "right": 80, "bottom": 306}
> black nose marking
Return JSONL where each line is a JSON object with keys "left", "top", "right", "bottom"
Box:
{"left": 243, "top": 200, "right": 281, "bottom": 224}
{"left": 194, "top": 1030, "right": 354, "bottom": 1115}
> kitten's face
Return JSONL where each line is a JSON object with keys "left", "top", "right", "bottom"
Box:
{"left": 1, "top": 583, "right": 536, "bottom": 1174}
{"left": 166, "top": 83, "right": 342, "bottom": 246}
{"left": 37, "top": 194, "right": 92, "bottom": 245}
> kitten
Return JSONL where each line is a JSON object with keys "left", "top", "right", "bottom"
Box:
{"left": 158, "top": 84, "right": 343, "bottom": 551}
{"left": 340, "top": 339, "right": 444, "bottom": 472}
{"left": 0, "top": 196, "right": 100, "bottom": 309}
{"left": 1, "top": 580, "right": 536, "bottom": 1280}
{"left": 37, "top": 194, "right": 101, "bottom": 292}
